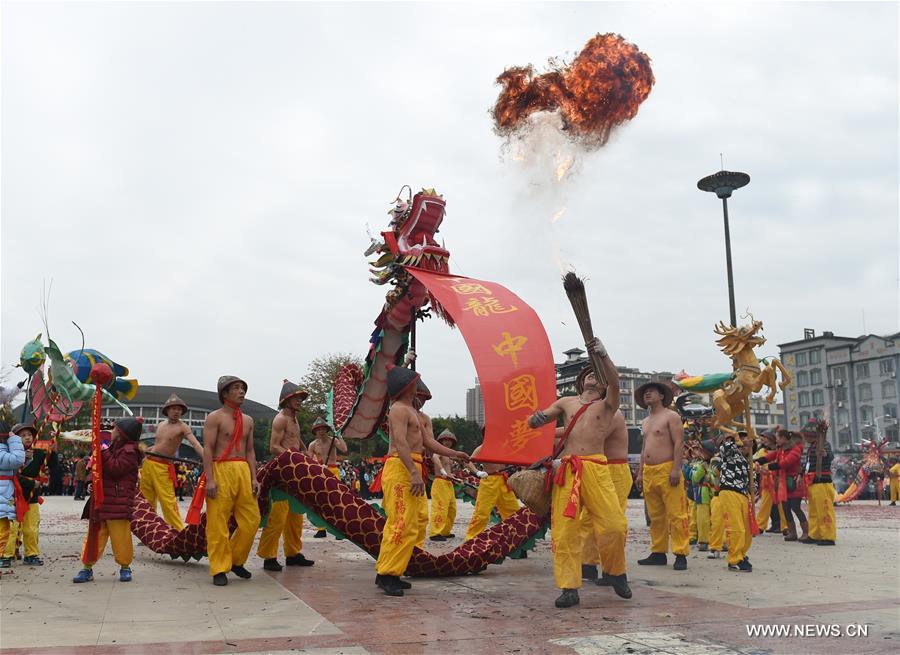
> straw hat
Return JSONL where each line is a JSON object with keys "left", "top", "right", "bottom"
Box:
{"left": 436, "top": 428, "right": 457, "bottom": 445}
{"left": 387, "top": 364, "right": 420, "bottom": 399}
{"left": 634, "top": 381, "right": 673, "bottom": 409}
{"left": 311, "top": 417, "right": 331, "bottom": 434}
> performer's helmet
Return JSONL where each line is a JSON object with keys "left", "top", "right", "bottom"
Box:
{"left": 699, "top": 439, "right": 717, "bottom": 456}
{"left": 11, "top": 423, "right": 35, "bottom": 437}
{"left": 634, "top": 381, "right": 674, "bottom": 409}
{"left": 386, "top": 364, "right": 420, "bottom": 399}
{"left": 311, "top": 417, "right": 331, "bottom": 435}
{"left": 217, "top": 375, "right": 248, "bottom": 404}
{"left": 278, "top": 380, "right": 308, "bottom": 408}
{"left": 436, "top": 428, "right": 457, "bottom": 446}
{"left": 162, "top": 394, "right": 189, "bottom": 417}
{"left": 416, "top": 379, "right": 432, "bottom": 401}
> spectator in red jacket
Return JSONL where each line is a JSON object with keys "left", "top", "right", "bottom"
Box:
{"left": 73, "top": 417, "right": 144, "bottom": 583}
{"left": 758, "top": 429, "right": 807, "bottom": 542}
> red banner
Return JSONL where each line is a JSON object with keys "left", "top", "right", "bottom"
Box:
{"left": 406, "top": 270, "right": 556, "bottom": 465}
{"left": 91, "top": 386, "right": 104, "bottom": 508}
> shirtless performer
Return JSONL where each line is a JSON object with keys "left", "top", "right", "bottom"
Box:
{"left": 141, "top": 394, "right": 203, "bottom": 530}
{"left": 578, "top": 371, "right": 632, "bottom": 587}
{"left": 203, "top": 376, "right": 261, "bottom": 586}
{"left": 463, "top": 432, "right": 520, "bottom": 541}
{"left": 308, "top": 416, "right": 347, "bottom": 538}
{"left": 635, "top": 381, "right": 689, "bottom": 571}
{"left": 374, "top": 365, "right": 469, "bottom": 597}
{"left": 257, "top": 381, "right": 315, "bottom": 570}
{"left": 429, "top": 429, "right": 460, "bottom": 541}
{"left": 412, "top": 379, "right": 435, "bottom": 548}
{"left": 528, "top": 337, "right": 630, "bottom": 608}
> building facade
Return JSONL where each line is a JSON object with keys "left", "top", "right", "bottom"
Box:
{"left": 779, "top": 330, "right": 899, "bottom": 450}
{"left": 746, "top": 395, "right": 785, "bottom": 434}
{"left": 465, "top": 381, "right": 485, "bottom": 426}
{"left": 556, "top": 348, "right": 675, "bottom": 427}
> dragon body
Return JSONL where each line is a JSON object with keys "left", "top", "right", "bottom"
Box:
{"left": 130, "top": 188, "right": 545, "bottom": 574}
{"left": 836, "top": 437, "right": 890, "bottom": 503}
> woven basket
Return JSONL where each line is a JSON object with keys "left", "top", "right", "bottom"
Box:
{"left": 508, "top": 469, "right": 551, "bottom": 516}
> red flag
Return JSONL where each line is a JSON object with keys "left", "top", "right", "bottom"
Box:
{"left": 90, "top": 386, "right": 104, "bottom": 508}
{"left": 406, "top": 270, "right": 556, "bottom": 465}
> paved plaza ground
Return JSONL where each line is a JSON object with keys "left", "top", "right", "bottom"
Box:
{"left": 0, "top": 495, "right": 897, "bottom": 655}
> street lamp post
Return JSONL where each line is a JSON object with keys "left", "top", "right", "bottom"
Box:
{"left": 697, "top": 170, "right": 751, "bottom": 327}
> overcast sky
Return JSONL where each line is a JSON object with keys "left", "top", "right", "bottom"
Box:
{"left": 2, "top": 1, "right": 898, "bottom": 418}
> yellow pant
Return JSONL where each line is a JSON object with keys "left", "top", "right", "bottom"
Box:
{"left": 756, "top": 488, "right": 787, "bottom": 531}
{"left": 643, "top": 461, "right": 689, "bottom": 556}
{"left": 465, "top": 473, "right": 520, "bottom": 540}
{"left": 807, "top": 482, "right": 836, "bottom": 542}
{"left": 552, "top": 455, "right": 626, "bottom": 589}
{"left": 429, "top": 478, "right": 457, "bottom": 537}
{"left": 688, "top": 499, "right": 698, "bottom": 541}
{"left": 709, "top": 495, "right": 728, "bottom": 550}
{"left": 257, "top": 499, "right": 303, "bottom": 559}
{"left": 206, "top": 461, "right": 261, "bottom": 576}
{"left": 3, "top": 503, "right": 40, "bottom": 558}
{"left": 695, "top": 502, "right": 710, "bottom": 544}
{"left": 891, "top": 480, "right": 899, "bottom": 502}
{"left": 719, "top": 490, "right": 752, "bottom": 565}
{"left": 0, "top": 518, "right": 10, "bottom": 555}
{"left": 140, "top": 458, "right": 184, "bottom": 531}
{"left": 375, "top": 456, "right": 427, "bottom": 576}
{"left": 81, "top": 519, "right": 133, "bottom": 567}
{"left": 581, "top": 462, "right": 632, "bottom": 566}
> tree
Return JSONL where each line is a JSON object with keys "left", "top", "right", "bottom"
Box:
{"left": 300, "top": 352, "right": 364, "bottom": 415}
{"left": 430, "top": 415, "right": 483, "bottom": 454}
{"left": 253, "top": 418, "right": 271, "bottom": 461}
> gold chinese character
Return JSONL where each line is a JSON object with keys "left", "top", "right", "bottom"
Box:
{"left": 492, "top": 331, "right": 528, "bottom": 369}
{"left": 503, "top": 419, "right": 542, "bottom": 454}
{"left": 504, "top": 374, "right": 538, "bottom": 412}
{"left": 462, "top": 296, "right": 519, "bottom": 317}
{"left": 450, "top": 282, "right": 493, "bottom": 295}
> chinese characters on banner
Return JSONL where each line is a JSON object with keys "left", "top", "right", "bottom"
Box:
{"left": 406, "top": 270, "right": 557, "bottom": 465}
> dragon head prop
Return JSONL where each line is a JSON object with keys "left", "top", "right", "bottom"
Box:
{"left": 713, "top": 317, "right": 766, "bottom": 357}
{"left": 19, "top": 334, "right": 46, "bottom": 374}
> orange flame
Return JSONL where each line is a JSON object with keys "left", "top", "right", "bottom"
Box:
{"left": 492, "top": 33, "right": 655, "bottom": 148}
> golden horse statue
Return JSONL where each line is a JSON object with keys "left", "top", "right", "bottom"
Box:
{"left": 711, "top": 317, "right": 792, "bottom": 437}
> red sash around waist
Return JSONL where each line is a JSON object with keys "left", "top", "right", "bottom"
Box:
{"left": 0, "top": 475, "right": 28, "bottom": 522}
{"left": 551, "top": 455, "right": 608, "bottom": 519}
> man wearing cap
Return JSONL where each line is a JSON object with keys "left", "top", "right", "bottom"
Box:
{"left": 429, "top": 429, "right": 460, "bottom": 541}
{"left": 527, "top": 338, "right": 631, "bottom": 608}
{"left": 801, "top": 420, "right": 836, "bottom": 546}
{"left": 0, "top": 424, "right": 55, "bottom": 567}
{"left": 308, "top": 416, "right": 348, "bottom": 539}
{"left": 203, "top": 376, "right": 261, "bottom": 586}
{"left": 375, "top": 365, "right": 469, "bottom": 597}
{"left": 141, "top": 393, "right": 204, "bottom": 531}
{"left": 257, "top": 381, "right": 316, "bottom": 570}
{"left": 635, "top": 380, "right": 690, "bottom": 571}
{"left": 463, "top": 431, "right": 521, "bottom": 541}
{"left": 73, "top": 417, "right": 144, "bottom": 583}
{"left": 0, "top": 421, "right": 26, "bottom": 563}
